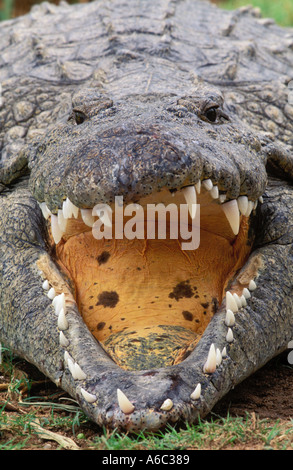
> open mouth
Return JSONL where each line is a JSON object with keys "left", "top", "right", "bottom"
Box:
{"left": 38, "top": 178, "right": 262, "bottom": 377}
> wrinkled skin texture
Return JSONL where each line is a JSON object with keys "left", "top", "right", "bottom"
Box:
{"left": 0, "top": 0, "right": 293, "bottom": 431}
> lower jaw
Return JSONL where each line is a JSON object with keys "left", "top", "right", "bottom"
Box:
{"left": 53, "top": 217, "right": 251, "bottom": 370}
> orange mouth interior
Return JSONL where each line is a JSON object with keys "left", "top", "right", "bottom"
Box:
{"left": 52, "top": 189, "right": 251, "bottom": 370}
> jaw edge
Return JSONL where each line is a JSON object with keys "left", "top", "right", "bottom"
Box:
{"left": 2, "top": 182, "right": 292, "bottom": 432}
{"left": 32, "top": 181, "right": 291, "bottom": 432}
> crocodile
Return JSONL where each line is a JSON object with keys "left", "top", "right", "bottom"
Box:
{"left": 0, "top": 0, "right": 293, "bottom": 431}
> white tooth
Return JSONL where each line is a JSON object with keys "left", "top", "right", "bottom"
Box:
{"left": 216, "top": 348, "right": 222, "bottom": 366}
{"left": 210, "top": 185, "right": 219, "bottom": 199}
{"left": 80, "top": 387, "right": 97, "bottom": 403}
{"left": 240, "top": 294, "right": 247, "bottom": 307}
{"left": 39, "top": 202, "right": 51, "bottom": 220}
{"left": 64, "top": 351, "right": 71, "bottom": 364}
{"left": 160, "top": 398, "right": 173, "bottom": 411}
{"left": 222, "top": 346, "right": 227, "bottom": 358}
{"left": 117, "top": 388, "right": 135, "bottom": 414}
{"left": 57, "top": 308, "right": 68, "bottom": 331}
{"left": 42, "top": 280, "right": 50, "bottom": 290}
{"left": 51, "top": 214, "right": 64, "bottom": 244}
{"left": 92, "top": 205, "right": 112, "bottom": 228}
{"left": 47, "top": 287, "right": 56, "bottom": 300}
{"left": 226, "top": 291, "right": 238, "bottom": 312}
{"left": 203, "top": 343, "right": 217, "bottom": 373}
{"left": 244, "top": 200, "right": 254, "bottom": 217}
{"left": 182, "top": 185, "right": 197, "bottom": 219}
{"left": 81, "top": 209, "right": 95, "bottom": 227}
{"left": 242, "top": 287, "right": 251, "bottom": 299}
{"left": 67, "top": 357, "right": 76, "bottom": 377}
{"left": 63, "top": 197, "right": 79, "bottom": 219}
{"left": 58, "top": 209, "right": 68, "bottom": 233}
{"left": 62, "top": 198, "right": 70, "bottom": 218}
{"left": 219, "top": 193, "right": 226, "bottom": 203}
{"left": 195, "top": 180, "right": 201, "bottom": 194}
{"left": 259, "top": 196, "right": 263, "bottom": 203}
{"left": 237, "top": 196, "right": 248, "bottom": 215}
{"left": 59, "top": 331, "right": 69, "bottom": 347}
{"left": 226, "top": 328, "right": 234, "bottom": 343}
{"left": 202, "top": 179, "right": 213, "bottom": 191}
{"left": 225, "top": 309, "right": 235, "bottom": 326}
{"left": 190, "top": 383, "right": 201, "bottom": 400}
{"left": 52, "top": 293, "right": 66, "bottom": 315}
{"left": 249, "top": 279, "right": 257, "bottom": 291}
{"left": 73, "top": 362, "right": 87, "bottom": 380}
{"left": 233, "top": 293, "right": 242, "bottom": 308}
{"left": 253, "top": 200, "right": 258, "bottom": 210}
{"left": 222, "top": 199, "right": 240, "bottom": 235}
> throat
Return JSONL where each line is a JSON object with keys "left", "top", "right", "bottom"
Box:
{"left": 54, "top": 221, "right": 250, "bottom": 369}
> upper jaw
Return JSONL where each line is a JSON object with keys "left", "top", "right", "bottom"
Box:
{"left": 38, "top": 178, "right": 265, "bottom": 245}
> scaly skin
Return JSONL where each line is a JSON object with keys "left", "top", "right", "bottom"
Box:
{"left": 0, "top": 0, "right": 293, "bottom": 430}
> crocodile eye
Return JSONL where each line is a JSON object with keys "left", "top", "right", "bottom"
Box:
{"left": 73, "top": 110, "right": 86, "bottom": 125}
{"left": 204, "top": 107, "right": 218, "bottom": 123}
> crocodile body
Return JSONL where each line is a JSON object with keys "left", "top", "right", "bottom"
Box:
{"left": 0, "top": 0, "right": 293, "bottom": 431}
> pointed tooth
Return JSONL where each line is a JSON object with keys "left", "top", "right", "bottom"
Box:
{"left": 160, "top": 398, "right": 173, "bottom": 411}
{"left": 219, "top": 193, "right": 226, "bottom": 203}
{"left": 42, "top": 280, "right": 50, "bottom": 290}
{"left": 59, "top": 331, "right": 69, "bottom": 347}
{"left": 226, "top": 291, "right": 238, "bottom": 312}
{"left": 242, "top": 287, "right": 251, "bottom": 299}
{"left": 47, "top": 287, "right": 56, "bottom": 300}
{"left": 259, "top": 196, "right": 263, "bottom": 203}
{"left": 195, "top": 180, "right": 201, "bottom": 194}
{"left": 210, "top": 185, "right": 219, "bottom": 199}
{"left": 64, "top": 350, "right": 71, "bottom": 365}
{"left": 67, "top": 357, "right": 76, "bottom": 377}
{"left": 74, "top": 362, "right": 87, "bottom": 380}
{"left": 190, "top": 383, "right": 201, "bottom": 400}
{"left": 249, "top": 279, "right": 257, "bottom": 291}
{"left": 81, "top": 209, "right": 95, "bottom": 227}
{"left": 182, "top": 185, "right": 197, "bottom": 219}
{"left": 225, "top": 309, "right": 235, "bottom": 327}
{"left": 57, "top": 308, "right": 68, "bottom": 331}
{"left": 226, "top": 328, "right": 234, "bottom": 343}
{"left": 58, "top": 209, "right": 68, "bottom": 233}
{"left": 222, "top": 346, "right": 227, "bottom": 358}
{"left": 237, "top": 196, "right": 248, "bottom": 215}
{"left": 216, "top": 348, "right": 222, "bottom": 366}
{"left": 233, "top": 293, "right": 242, "bottom": 308}
{"left": 39, "top": 202, "right": 51, "bottom": 220}
{"left": 222, "top": 199, "right": 240, "bottom": 235}
{"left": 63, "top": 197, "right": 79, "bottom": 219}
{"left": 80, "top": 387, "right": 97, "bottom": 403}
{"left": 203, "top": 343, "right": 217, "bottom": 373}
{"left": 51, "top": 214, "right": 64, "bottom": 244}
{"left": 52, "top": 293, "right": 66, "bottom": 315}
{"left": 240, "top": 294, "right": 247, "bottom": 307}
{"left": 244, "top": 200, "right": 254, "bottom": 217}
{"left": 117, "top": 388, "right": 135, "bottom": 414}
{"left": 253, "top": 200, "right": 258, "bottom": 210}
{"left": 202, "top": 179, "right": 213, "bottom": 191}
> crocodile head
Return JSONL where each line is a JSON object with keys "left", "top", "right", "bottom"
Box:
{"left": 22, "top": 84, "right": 279, "bottom": 429}
{"left": 1, "top": 0, "right": 292, "bottom": 432}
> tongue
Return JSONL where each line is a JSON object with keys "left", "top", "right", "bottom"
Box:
{"left": 103, "top": 325, "right": 200, "bottom": 370}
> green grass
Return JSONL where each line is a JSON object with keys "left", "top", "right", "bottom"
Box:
{"left": 220, "top": 0, "right": 293, "bottom": 27}
{"left": 0, "top": 0, "right": 14, "bottom": 21}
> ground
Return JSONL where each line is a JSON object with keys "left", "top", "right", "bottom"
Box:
{"left": 1, "top": 351, "right": 292, "bottom": 450}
